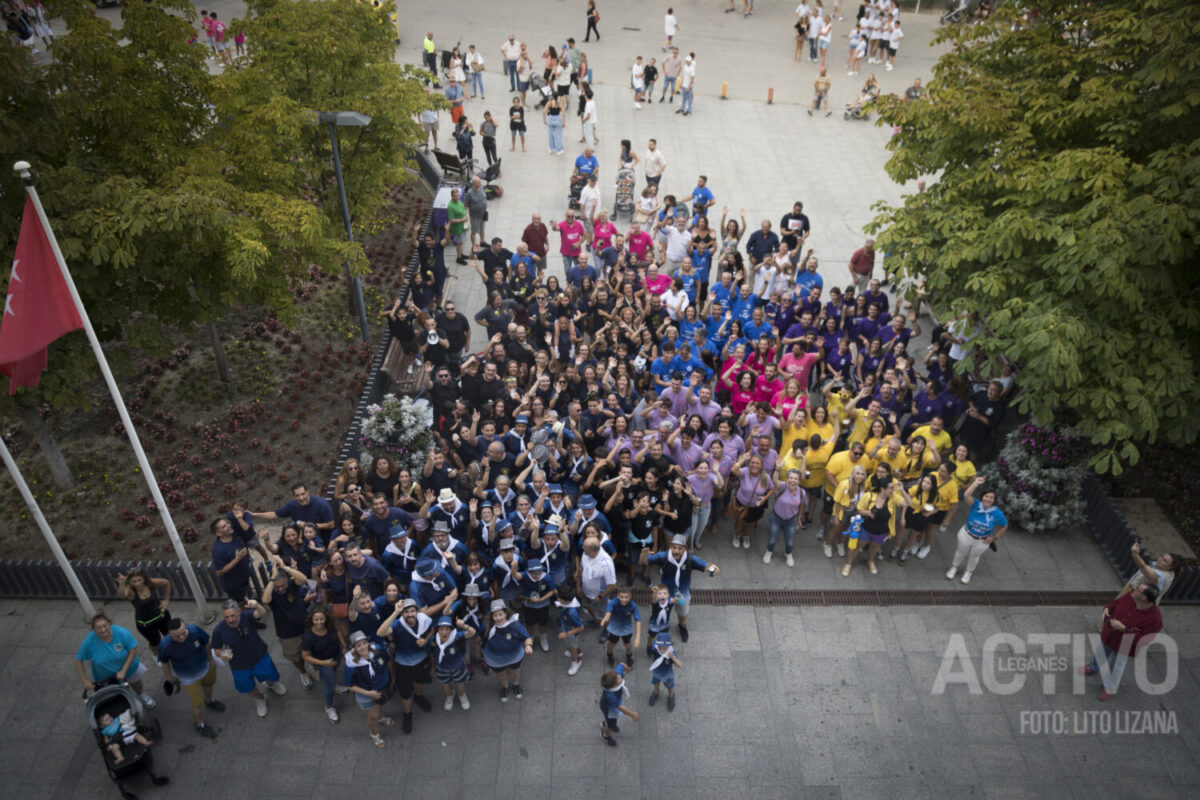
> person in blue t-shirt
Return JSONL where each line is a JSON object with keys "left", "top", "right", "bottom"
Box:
{"left": 600, "top": 586, "right": 642, "bottom": 668}
{"left": 647, "top": 631, "right": 684, "bottom": 711}
{"left": 688, "top": 175, "right": 715, "bottom": 216}
{"left": 75, "top": 613, "right": 156, "bottom": 710}
{"left": 482, "top": 600, "right": 533, "bottom": 703}
{"left": 555, "top": 584, "right": 586, "bottom": 676}
{"left": 573, "top": 147, "right": 599, "bottom": 177}
{"left": 946, "top": 476, "right": 1009, "bottom": 585}
{"left": 730, "top": 283, "right": 756, "bottom": 323}
{"left": 158, "top": 618, "right": 224, "bottom": 738}
{"left": 645, "top": 534, "right": 719, "bottom": 643}
{"left": 360, "top": 495, "right": 414, "bottom": 554}
{"left": 429, "top": 616, "right": 478, "bottom": 711}
{"left": 599, "top": 662, "right": 638, "bottom": 746}
{"left": 410, "top": 557, "right": 460, "bottom": 617}
{"left": 210, "top": 517, "right": 253, "bottom": 604}
{"left": 342, "top": 631, "right": 395, "bottom": 748}
{"left": 250, "top": 482, "right": 336, "bottom": 535}
{"left": 210, "top": 600, "right": 285, "bottom": 718}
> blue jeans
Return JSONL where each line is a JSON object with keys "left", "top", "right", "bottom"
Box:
{"left": 562, "top": 254, "right": 577, "bottom": 274}
{"left": 680, "top": 86, "right": 694, "bottom": 114}
{"left": 690, "top": 502, "right": 712, "bottom": 548}
{"left": 506, "top": 60, "right": 518, "bottom": 90}
{"left": 315, "top": 663, "right": 337, "bottom": 708}
{"left": 548, "top": 114, "right": 563, "bottom": 152}
{"left": 470, "top": 71, "right": 484, "bottom": 97}
{"left": 662, "top": 76, "right": 676, "bottom": 98}
{"left": 767, "top": 511, "right": 798, "bottom": 555}
{"left": 1087, "top": 640, "right": 1130, "bottom": 694}
{"left": 809, "top": 38, "right": 818, "bottom": 60}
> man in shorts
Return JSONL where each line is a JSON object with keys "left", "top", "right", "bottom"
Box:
{"left": 210, "top": 12, "right": 232, "bottom": 68}
{"left": 810, "top": 67, "right": 832, "bottom": 117}
{"left": 659, "top": 48, "right": 681, "bottom": 103}
{"left": 632, "top": 56, "right": 646, "bottom": 109}
{"left": 158, "top": 617, "right": 225, "bottom": 738}
{"left": 419, "top": 107, "right": 439, "bottom": 152}
{"left": 447, "top": 187, "right": 469, "bottom": 265}
{"left": 210, "top": 599, "right": 286, "bottom": 718}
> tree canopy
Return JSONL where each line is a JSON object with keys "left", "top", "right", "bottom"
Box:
{"left": 0, "top": 0, "right": 432, "bottom": 409}
{"left": 870, "top": 0, "right": 1200, "bottom": 473}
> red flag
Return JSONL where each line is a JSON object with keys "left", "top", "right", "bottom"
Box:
{"left": 0, "top": 197, "right": 83, "bottom": 394}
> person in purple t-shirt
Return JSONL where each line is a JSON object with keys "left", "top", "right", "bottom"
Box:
{"left": 764, "top": 468, "right": 807, "bottom": 567}
{"left": 730, "top": 452, "right": 775, "bottom": 550}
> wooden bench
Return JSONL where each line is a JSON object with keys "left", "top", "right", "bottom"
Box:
{"left": 433, "top": 149, "right": 469, "bottom": 183}
{"left": 381, "top": 338, "right": 422, "bottom": 396}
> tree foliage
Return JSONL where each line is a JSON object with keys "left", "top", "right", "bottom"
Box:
{"left": 0, "top": 0, "right": 432, "bottom": 411}
{"left": 870, "top": 0, "right": 1200, "bottom": 473}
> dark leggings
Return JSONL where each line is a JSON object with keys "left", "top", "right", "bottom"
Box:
{"left": 136, "top": 612, "right": 172, "bottom": 647}
{"left": 586, "top": 20, "right": 600, "bottom": 41}
{"left": 482, "top": 136, "right": 498, "bottom": 165}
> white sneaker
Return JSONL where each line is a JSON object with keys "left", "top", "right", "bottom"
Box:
{"left": 939, "top": 525, "right": 949, "bottom": 533}
{"left": 847, "top": 71, "right": 855, "bottom": 76}
{"left": 961, "top": 571, "right": 973, "bottom": 585}
{"left": 945, "top": 567, "right": 958, "bottom": 580}
{"left": 909, "top": 544, "right": 921, "bottom": 554}
{"left": 786, "top": 554, "right": 795, "bottom": 568}
{"left": 762, "top": 551, "right": 773, "bottom": 564}
{"left": 823, "top": 543, "right": 833, "bottom": 559}
{"left": 917, "top": 545, "right": 931, "bottom": 560}
{"left": 568, "top": 659, "right": 583, "bottom": 676}
{"left": 742, "top": 537, "right": 752, "bottom": 549}
{"left": 300, "top": 673, "right": 314, "bottom": 690}
{"left": 335, "top": 685, "right": 350, "bottom": 694}
{"left": 139, "top": 693, "right": 156, "bottom": 710}
{"left": 634, "top": 102, "right": 642, "bottom": 109}
{"left": 837, "top": 543, "right": 846, "bottom": 557}
{"left": 459, "top": 693, "right": 470, "bottom": 710}
{"left": 268, "top": 682, "right": 287, "bottom": 696}
{"left": 731, "top": 535, "right": 740, "bottom": 549}
{"left": 539, "top": 634, "right": 550, "bottom": 652}
{"left": 563, "top": 649, "right": 573, "bottom": 659}
{"left": 325, "top": 706, "right": 339, "bottom": 723}
{"left": 256, "top": 697, "right": 268, "bottom": 717}
{"left": 444, "top": 695, "right": 455, "bottom": 711}
{"left": 886, "top": 64, "right": 893, "bottom": 71}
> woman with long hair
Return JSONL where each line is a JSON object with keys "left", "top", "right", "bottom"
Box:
{"left": 302, "top": 607, "right": 343, "bottom": 723}
{"left": 116, "top": 569, "right": 172, "bottom": 648}
{"left": 730, "top": 453, "right": 775, "bottom": 550}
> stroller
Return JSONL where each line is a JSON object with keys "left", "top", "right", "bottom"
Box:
{"left": 85, "top": 681, "right": 168, "bottom": 799}
{"left": 530, "top": 72, "right": 553, "bottom": 109}
{"left": 568, "top": 174, "right": 587, "bottom": 210}
{"left": 613, "top": 168, "right": 636, "bottom": 220}
{"left": 940, "top": 0, "right": 971, "bottom": 25}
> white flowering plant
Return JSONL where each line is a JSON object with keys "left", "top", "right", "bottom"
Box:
{"left": 978, "top": 421, "right": 1088, "bottom": 534}
{"left": 358, "top": 394, "right": 435, "bottom": 473}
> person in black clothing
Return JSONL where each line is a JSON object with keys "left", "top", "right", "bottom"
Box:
{"left": 504, "top": 325, "right": 538, "bottom": 370}
{"left": 461, "top": 355, "right": 507, "bottom": 408}
{"left": 435, "top": 301, "right": 471, "bottom": 370}
{"left": 416, "top": 311, "right": 450, "bottom": 370}
{"left": 416, "top": 225, "right": 450, "bottom": 307}
{"left": 383, "top": 299, "right": 419, "bottom": 354}
{"left": 427, "top": 365, "right": 462, "bottom": 417}
{"left": 960, "top": 380, "right": 1007, "bottom": 463}
{"left": 262, "top": 557, "right": 318, "bottom": 690}
{"left": 474, "top": 292, "right": 520, "bottom": 339}
{"left": 478, "top": 237, "right": 514, "bottom": 278}
{"left": 585, "top": 1, "right": 600, "bottom": 42}
{"left": 779, "top": 201, "right": 810, "bottom": 264}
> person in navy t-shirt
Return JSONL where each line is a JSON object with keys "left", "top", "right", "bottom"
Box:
{"left": 601, "top": 586, "right": 642, "bottom": 668}
{"left": 429, "top": 616, "right": 477, "bottom": 711}
{"left": 250, "top": 483, "right": 336, "bottom": 534}
{"left": 158, "top": 618, "right": 224, "bottom": 737}
{"left": 599, "top": 662, "right": 638, "bottom": 746}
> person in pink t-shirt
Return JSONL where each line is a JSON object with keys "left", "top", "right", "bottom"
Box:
{"left": 779, "top": 342, "right": 820, "bottom": 387}
{"left": 753, "top": 363, "right": 783, "bottom": 404}
{"left": 549, "top": 210, "right": 586, "bottom": 273}
{"left": 591, "top": 212, "right": 618, "bottom": 252}
{"left": 626, "top": 223, "right": 654, "bottom": 265}
{"left": 643, "top": 263, "right": 672, "bottom": 295}
{"left": 771, "top": 377, "right": 807, "bottom": 420}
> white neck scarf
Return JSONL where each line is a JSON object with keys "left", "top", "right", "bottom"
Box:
{"left": 667, "top": 550, "right": 689, "bottom": 575}
{"left": 650, "top": 645, "right": 675, "bottom": 671}
{"left": 435, "top": 631, "right": 457, "bottom": 664}
{"left": 398, "top": 614, "right": 432, "bottom": 641}
{"left": 655, "top": 600, "right": 670, "bottom": 628}
{"left": 494, "top": 555, "right": 517, "bottom": 587}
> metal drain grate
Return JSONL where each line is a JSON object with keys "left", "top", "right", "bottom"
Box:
{"left": 621, "top": 588, "right": 1114, "bottom": 607}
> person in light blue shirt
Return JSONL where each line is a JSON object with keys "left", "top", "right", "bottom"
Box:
{"left": 794, "top": 254, "right": 823, "bottom": 295}
{"left": 601, "top": 586, "right": 642, "bottom": 668}
{"left": 689, "top": 176, "right": 715, "bottom": 216}
{"left": 482, "top": 600, "right": 533, "bottom": 703}
{"left": 75, "top": 613, "right": 156, "bottom": 710}
{"left": 946, "top": 476, "right": 1009, "bottom": 585}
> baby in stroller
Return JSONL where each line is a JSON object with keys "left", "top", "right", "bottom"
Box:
{"left": 99, "top": 710, "right": 154, "bottom": 765}
{"left": 844, "top": 73, "right": 880, "bottom": 120}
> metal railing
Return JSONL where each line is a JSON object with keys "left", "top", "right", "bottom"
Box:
{"left": 325, "top": 149, "right": 442, "bottom": 497}
{"left": 0, "top": 557, "right": 277, "bottom": 603}
{"left": 1081, "top": 474, "right": 1198, "bottom": 604}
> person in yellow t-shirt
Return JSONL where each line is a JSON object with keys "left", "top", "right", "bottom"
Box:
{"left": 821, "top": 383, "right": 853, "bottom": 439}
{"left": 843, "top": 391, "right": 883, "bottom": 446}
{"left": 798, "top": 434, "right": 836, "bottom": 529}
{"left": 948, "top": 444, "right": 977, "bottom": 494}
{"left": 823, "top": 441, "right": 867, "bottom": 531}
{"left": 911, "top": 416, "right": 952, "bottom": 458}
{"left": 897, "top": 435, "right": 940, "bottom": 484}
{"left": 891, "top": 472, "right": 938, "bottom": 563}
{"left": 802, "top": 404, "right": 835, "bottom": 446}
{"left": 778, "top": 439, "right": 807, "bottom": 484}
{"left": 861, "top": 418, "right": 890, "bottom": 462}
{"left": 841, "top": 464, "right": 910, "bottom": 577}
{"left": 780, "top": 405, "right": 809, "bottom": 459}
{"left": 931, "top": 461, "right": 960, "bottom": 538}
{"left": 824, "top": 463, "right": 868, "bottom": 559}
{"left": 868, "top": 436, "right": 905, "bottom": 476}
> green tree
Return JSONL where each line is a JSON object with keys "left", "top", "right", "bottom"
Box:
{"left": 869, "top": 0, "right": 1200, "bottom": 474}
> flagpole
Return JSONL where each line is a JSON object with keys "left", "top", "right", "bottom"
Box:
{"left": 0, "top": 435, "right": 97, "bottom": 621}
{"left": 12, "top": 161, "right": 213, "bottom": 623}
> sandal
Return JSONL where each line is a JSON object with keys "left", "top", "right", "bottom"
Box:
{"left": 380, "top": 716, "right": 396, "bottom": 728}
{"left": 372, "top": 733, "right": 386, "bottom": 748}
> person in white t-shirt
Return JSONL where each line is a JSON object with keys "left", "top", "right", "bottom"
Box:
{"left": 868, "top": 14, "right": 883, "bottom": 64}
{"left": 886, "top": 21, "right": 903, "bottom": 71}
{"left": 632, "top": 56, "right": 646, "bottom": 108}
{"left": 818, "top": 15, "right": 834, "bottom": 70}
{"left": 805, "top": 8, "right": 821, "bottom": 62}
{"left": 663, "top": 8, "right": 679, "bottom": 52}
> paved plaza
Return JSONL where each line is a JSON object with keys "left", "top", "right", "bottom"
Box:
{"left": 7, "top": 3, "right": 1200, "bottom": 798}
